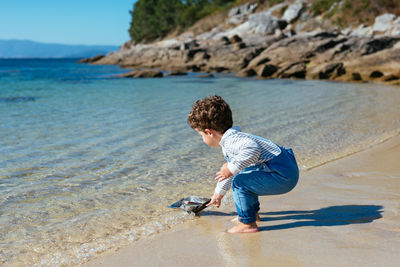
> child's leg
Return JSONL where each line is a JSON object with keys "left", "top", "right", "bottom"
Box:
{"left": 231, "top": 213, "right": 261, "bottom": 223}
{"left": 228, "top": 163, "right": 297, "bottom": 233}
{"left": 253, "top": 196, "right": 260, "bottom": 216}
{"left": 232, "top": 185, "right": 259, "bottom": 224}
{"left": 229, "top": 186, "right": 259, "bottom": 233}
{"left": 231, "top": 197, "right": 260, "bottom": 223}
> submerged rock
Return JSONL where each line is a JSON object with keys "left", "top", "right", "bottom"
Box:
{"left": 237, "top": 68, "right": 257, "bottom": 77}
{"left": 166, "top": 71, "right": 187, "bottom": 76}
{"left": 116, "top": 70, "right": 163, "bottom": 78}
{"left": 196, "top": 73, "right": 214, "bottom": 78}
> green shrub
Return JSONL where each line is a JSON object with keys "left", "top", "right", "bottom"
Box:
{"left": 269, "top": 0, "right": 285, "bottom": 5}
{"left": 310, "top": 0, "right": 341, "bottom": 15}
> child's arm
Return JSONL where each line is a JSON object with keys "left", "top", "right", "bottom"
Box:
{"left": 215, "top": 162, "right": 232, "bottom": 182}
{"left": 214, "top": 163, "right": 234, "bottom": 196}
{"left": 209, "top": 138, "right": 262, "bottom": 206}
{"left": 212, "top": 140, "right": 261, "bottom": 197}
{"left": 226, "top": 140, "right": 261, "bottom": 176}
{"left": 206, "top": 164, "right": 232, "bottom": 207}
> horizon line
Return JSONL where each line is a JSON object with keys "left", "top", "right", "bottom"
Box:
{"left": 0, "top": 38, "right": 123, "bottom": 47}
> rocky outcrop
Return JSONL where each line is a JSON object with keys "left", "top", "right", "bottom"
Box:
{"left": 78, "top": 54, "right": 104, "bottom": 63}
{"left": 114, "top": 69, "right": 163, "bottom": 78}
{"left": 80, "top": 1, "right": 400, "bottom": 85}
{"left": 350, "top": 13, "right": 400, "bottom": 37}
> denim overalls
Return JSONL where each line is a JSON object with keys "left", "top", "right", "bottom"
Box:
{"left": 230, "top": 146, "right": 299, "bottom": 224}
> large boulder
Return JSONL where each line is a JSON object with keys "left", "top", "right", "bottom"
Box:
{"left": 277, "top": 61, "right": 307, "bottom": 79}
{"left": 248, "top": 35, "right": 313, "bottom": 67}
{"left": 308, "top": 62, "right": 346, "bottom": 79}
{"left": 121, "top": 40, "right": 135, "bottom": 50}
{"left": 237, "top": 68, "right": 257, "bottom": 77}
{"left": 314, "top": 38, "right": 347, "bottom": 53}
{"left": 205, "top": 45, "right": 265, "bottom": 72}
{"left": 361, "top": 37, "right": 400, "bottom": 55}
{"left": 382, "top": 74, "right": 399, "bottom": 81}
{"left": 335, "top": 46, "right": 400, "bottom": 83}
{"left": 392, "top": 17, "right": 400, "bottom": 35}
{"left": 226, "top": 11, "right": 287, "bottom": 38}
{"left": 227, "top": 2, "right": 258, "bottom": 25}
{"left": 228, "top": 2, "right": 258, "bottom": 17}
{"left": 248, "top": 12, "right": 288, "bottom": 35}
{"left": 282, "top": 0, "right": 306, "bottom": 23}
{"left": 372, "top": 13, "right": 396, "bottom": 34}
{"left": 369, "top": 70, "right": 384, "bottom": 78}
{"left": 259, "top": 64, "right": 278, "bottom": 78}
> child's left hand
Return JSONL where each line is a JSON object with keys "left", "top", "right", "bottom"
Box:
{"left": 207, "top": 192, "right": 224, "bottom": 208}
{"left": 215, "top": 163, "right": 232, "bottom": 182}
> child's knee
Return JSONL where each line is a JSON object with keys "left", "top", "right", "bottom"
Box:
{"left": 232, "top": 174, "right": 246, "bottom": 190}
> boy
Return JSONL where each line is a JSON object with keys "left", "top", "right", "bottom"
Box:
{"left": 187, "top": 95, "right": 299, "bottom": 233}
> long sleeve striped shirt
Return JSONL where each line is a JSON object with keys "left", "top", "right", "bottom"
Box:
{"left": 215, "top": 127, "right": 282, "bottom": 195}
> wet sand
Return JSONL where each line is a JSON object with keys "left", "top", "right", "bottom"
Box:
{"left": 83, "top": 134, "right": 400, "bottom": 267}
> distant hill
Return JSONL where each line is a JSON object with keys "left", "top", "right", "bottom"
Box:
{"left": 0, "top": 39, "right": 119, "bottom": 58}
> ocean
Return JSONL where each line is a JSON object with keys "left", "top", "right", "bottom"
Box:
{"left": 1, "top": 58, "right": 400, "bottom": 266}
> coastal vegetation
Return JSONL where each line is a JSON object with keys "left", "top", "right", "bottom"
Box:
{"left": 311, "top": 0, "right": 400, "bottom": 27}
{"left": 129, "top": 0, "right": 400, "bottom": 43}
{"left": 129, "top": 0, "right": 238, "bottom": 42}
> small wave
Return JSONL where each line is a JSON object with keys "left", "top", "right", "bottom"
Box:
{"left": 0, "top": 96, "right": 37, "bottom": 103}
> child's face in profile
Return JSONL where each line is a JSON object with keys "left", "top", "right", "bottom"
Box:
{"left": 196, "top": 129, "right": 220, "bottom": 148}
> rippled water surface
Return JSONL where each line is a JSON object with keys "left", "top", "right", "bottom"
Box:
{"left": 1, "top": 58, "right": 400, "bottom": 265}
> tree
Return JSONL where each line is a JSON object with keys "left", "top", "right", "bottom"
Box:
{"left": 129, "top": 0, "right": 183, "bottom": 42}
{"left": 128, "top": 0, "right": 236, "bottom": 43}
{"left": 155, "top": 0, "right": 184, "bottom": 37}
{"left": 129, "top": 0, "right": 158, "bottom": 42}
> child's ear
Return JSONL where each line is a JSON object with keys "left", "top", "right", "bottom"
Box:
{"left": 204, "top": 129, "right": 212, "bottom": 135}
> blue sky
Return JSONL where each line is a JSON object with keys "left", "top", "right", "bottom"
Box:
{"left": 0, "top": 0, "right": 137, "bottom": 45}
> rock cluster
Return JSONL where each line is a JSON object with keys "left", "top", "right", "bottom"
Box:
{"left": 77, "top": 54, "right": 104, "bottom": 63}
{"left": 114, "top": 69, "right": 163, "bottom": 78}
{"left": 80, "top": 1, "right": 400, "bottom": 86}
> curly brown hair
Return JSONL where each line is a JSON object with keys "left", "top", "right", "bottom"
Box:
{"left": 187, "top": 95, "right": 233, "bottom": 133}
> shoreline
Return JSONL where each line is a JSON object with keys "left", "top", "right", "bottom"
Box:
{"left": 300, "top": 129, "right": 400, "bottom": 171}
{"left": 83, "top": 133, "right": 400, "bottom": 266}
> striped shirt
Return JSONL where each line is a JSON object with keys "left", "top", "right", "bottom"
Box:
{"left": 215, "top": 127, "right": 282, "bottom": 195}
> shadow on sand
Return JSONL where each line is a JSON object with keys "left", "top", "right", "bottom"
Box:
{"left": 202, "top": 205, "right": 383, "bottom": 231}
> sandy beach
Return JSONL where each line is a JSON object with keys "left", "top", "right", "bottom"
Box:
{"left": 83, "top": 134, "right": 400, "bottom": 267}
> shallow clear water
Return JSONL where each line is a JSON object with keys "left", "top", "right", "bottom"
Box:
{"left": 1, "top": 59, "right": 400, "bottom": 266}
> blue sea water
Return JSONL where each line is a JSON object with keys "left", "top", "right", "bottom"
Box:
{"left": 1, "top": 58, "right": 400, "bottom": 266}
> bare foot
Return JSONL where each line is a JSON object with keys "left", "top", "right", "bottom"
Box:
{"left": 231, "top": 213, "right": 261, "bottom": 223}
{"left": 227, "top": 222, "right": 259, "bottom": 233}
{"left": 231, "top": 216, "right": 239, "bottom": 223}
